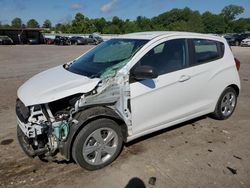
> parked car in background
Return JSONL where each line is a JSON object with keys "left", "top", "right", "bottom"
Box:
{"left": 54, "top": 35, "right": 70, "bottom": 45}
{"left": 45, "top": 37, "right": 55, "bottom": 45}
{"left": 86, "top": 33, "right": 103, "bottom": 44}
{"left": 16, "top": 32, "right": 240, "bottom": 170}
{"left": 0, "top": 35, "right": 13, "bottom": 45}
{"left": 27, "top": 37, "right": 39, "bottom": 45}
{"left": 225, "top": 33, "right": 250, "bottom": 46}
{"left": 241, "top": 37, "right": 250, "bottom": 47}
{"left": 70, "top": 36, "right": 88, "bottom": 45}
{"left": 240, "top": 33, "right": 250, "bottom": 40}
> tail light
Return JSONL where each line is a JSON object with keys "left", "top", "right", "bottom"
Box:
{"left": 234, "top": 58, "right": 240, "bottom": 71}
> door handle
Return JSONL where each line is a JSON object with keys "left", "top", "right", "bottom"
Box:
{"left": 179, "top": 75, "right": 191, "bottom": 82}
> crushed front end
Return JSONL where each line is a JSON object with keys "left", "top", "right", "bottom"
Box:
{"left": 16, "top": 97, "right": 78, "bottom": 159}
{"left": 16, "top": 73, "right": 132, "bottom": 161}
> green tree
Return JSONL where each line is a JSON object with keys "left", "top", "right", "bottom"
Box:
{"left": 59, "top": 23, "right": 72, "bottom": 33}
{"left": 7, "top": 5, "right": 247, "bottom": 34}
{"left": 168, "top": 21, "right": 189, "bottom": 31}
{"left": 111, "top": 16, "right": 124, "bottom": 33}
{"left": 84, "top": 18, "right": 97, "bottom": 33}
{"left": 186, "top": 10, "right": 204, "bottom": 32}
{"left": 221, "top": 5, "right": 244, "bottom": 32}
{"left": 27, "top": 19, "right": 39, "bottom": 28}
{"left": 136, "top": 16, "right": 152, "bottom": 31}
{"left": 232, "top": 18, "right": 250, "bottom": 33}
{"left": 221, "top": 5, "right": 244, "bottom": 21}
{"left": 43, "top": 19, "right": 52, "bottom": 28}
{"left": 153, "top": 7, "right": 204, "bottom": 32}
{"left": 202, "top": 12, "right": 227, "bottom": 34}
{"left": 103, "top": 24, "right": 120, "bottom": 34}
{"left": 55, "top": 23, "right": 62, "bottom": 33}
{"left": 11, "top": 17, "right": 22, "bottom": 28}
{"left": 93, "top": 18, "right": 107, "bottom": 34}
{"left": 71, "top": 13, "right": 86, "bottom": 33}
{"left": 123, "top": 19, "right": 138, "bottom": 33}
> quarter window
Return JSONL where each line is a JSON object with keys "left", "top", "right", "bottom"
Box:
{"left": 136, "top": 39, "right": 188, "bottom": 76}
{"left": 192, "top": 39, "right": 224, "bottom": 65}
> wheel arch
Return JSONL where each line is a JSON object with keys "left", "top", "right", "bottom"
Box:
{"left": 210, "top": 84, "right": 239, "bottom": 120}
{"left": 214, "top": 84, "right": 240, "bottom": 109}
{"left": 59, "top": 106, "right": 128, "bottom": 160}
{"left": 228, "top": 84, "right": 240, "bottom": 96}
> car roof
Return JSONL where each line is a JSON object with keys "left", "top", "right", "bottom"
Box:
{"left": 118, "top": 31, "right": 224, "bottom": 41}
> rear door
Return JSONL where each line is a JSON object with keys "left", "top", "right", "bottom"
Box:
{"left": 187, "top": 38, "right": 226, "bottom": 111}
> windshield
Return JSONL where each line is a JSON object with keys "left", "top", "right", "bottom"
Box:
{"left": 67, "top": 39, "right": 148, "bottom": 78}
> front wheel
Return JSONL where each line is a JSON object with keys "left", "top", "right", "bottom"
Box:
{"left": 211, "top": 87, "right": 238, "bottom": 120}
{"left": 17, "top": 125, "right": 35, "bottom": 158}
{"left": 72, "top": 118, "right": 123, "bottom": 170}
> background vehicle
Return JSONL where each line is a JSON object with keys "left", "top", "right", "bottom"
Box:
{"left": 54, "top": 35, "right": 70, "bottom": 45}
{"left": 225, "top": 33, "right": 250, "bottom": 46}
{"left": 241, "top": 37, "right": 250, "bottom": 47}
{"left": 16, "top": 32, "right": 240, "bottom": 170}
{"left": 86, "top": 33, "right": 103, "bottom": 44}
{"left": 0, "top": 35, "right": 13, "bottom": 45}
{"left": 70, "top": 36, "right": 88, "bottom": 45}
{"left": 27, "top": 37, "right": 39, "bottom": 45}
{"left": 45, "top": 37, "right": 55, "bottom": 45}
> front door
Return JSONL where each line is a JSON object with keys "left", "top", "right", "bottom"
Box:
{"left": 130, "top": 38, "right": 204, "bottom": 134}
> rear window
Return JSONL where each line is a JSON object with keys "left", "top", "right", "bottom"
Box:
{"left": 192, "top": 39, "right": 224, "bottom": 65}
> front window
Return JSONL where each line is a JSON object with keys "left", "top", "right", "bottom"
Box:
{"left": 67, "top": 39, "right": 148, "bottom": 78}
{"left": 135, "top": 39, "right": 188, "bottom": 76}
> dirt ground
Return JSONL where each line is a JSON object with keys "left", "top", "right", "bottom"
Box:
{"left": 0, "top": 45, "right": 249, "bottom": 188}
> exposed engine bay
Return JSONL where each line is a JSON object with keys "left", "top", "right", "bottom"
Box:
{"left": 16, "top": 73, "right": 131, "bottom": 160}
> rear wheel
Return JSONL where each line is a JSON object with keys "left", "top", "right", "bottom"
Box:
{"left": 211, "top": 87, "right": 237, "bottom": 120}
{"left": 72, "top": 118, "right": 123, "bottom": 170}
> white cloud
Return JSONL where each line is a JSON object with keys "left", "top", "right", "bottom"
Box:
{"left": 70, "top": 3, "right": 82, "bottom": 11}
{"left": 100, "top": 0, "right": 117, "bottom": 13}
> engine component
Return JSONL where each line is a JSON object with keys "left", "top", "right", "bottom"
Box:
{"left": 52, "top": 121, "right": 69, "bottom": 141}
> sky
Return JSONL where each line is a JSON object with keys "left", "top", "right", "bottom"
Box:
{"left": 0, "top": 0, "right": 249, "bottom": 25}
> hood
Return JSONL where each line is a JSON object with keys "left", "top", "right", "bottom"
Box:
{"left": 18, "top": 65, "right": 100, "bottom": 106}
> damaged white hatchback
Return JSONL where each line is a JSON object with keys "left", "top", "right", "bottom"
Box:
{"left": 16, "top": 32, "right": 241, "bottom": 170}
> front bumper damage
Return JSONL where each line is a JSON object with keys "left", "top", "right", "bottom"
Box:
{"left": 16, "top": 74, "right": 132, "bottom": 160}
{"left": 16, "top": 99, "right": 75, "bottom": 158}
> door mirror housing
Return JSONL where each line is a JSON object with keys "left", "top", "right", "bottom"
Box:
{"left": 131, "top": 65, "right": 158, "bottom": 81}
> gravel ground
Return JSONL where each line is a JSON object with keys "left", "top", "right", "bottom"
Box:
{"left": 0, "top": 45, "right": 249, "bottom": 188}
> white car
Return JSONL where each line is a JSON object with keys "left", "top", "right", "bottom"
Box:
{"left": 16, "top": 32, "right": 241, "bottom": 170}
{"left": 241, "top": 37, "right": 250, "bottom": 47}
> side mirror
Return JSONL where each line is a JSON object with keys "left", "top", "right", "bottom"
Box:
{"left": 131, "top": 65, "right": 158, "bottom": 81}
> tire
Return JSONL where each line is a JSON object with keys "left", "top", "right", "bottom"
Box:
{"left": 72, "top": 118, "right": 123, "bottom": 170}
{"left": 17, "top": 125, "right": 50, "bottom": 160}
{"left": 17, "top": 125, "right": 35, "bottom": 158}
{"left": 211, "top": 87, "right": 237, "bottom": 120}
